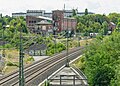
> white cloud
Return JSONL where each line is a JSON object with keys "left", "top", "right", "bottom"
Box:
{"left": 0, "top": 0, "right": 120, "bottom": 16}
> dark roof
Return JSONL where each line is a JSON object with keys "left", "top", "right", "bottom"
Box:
{"left": 0, "top": 41, "right": 8, "bottom": 45}
{"left": 27, "top": 10, "right": 45, "bottom": 13}
{"left": 12, "top": 12, "right": 26, "bottom": 15}
{"left": 77, "top": 12, "right": 94, "bottom": 14}
{"left": 44, "top": 12, "right": 52, "bottom": 14}
{"left": 28, "top": 43, "right": 47, "bottom": 50}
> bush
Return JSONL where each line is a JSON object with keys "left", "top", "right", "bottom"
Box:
{"left": 8, "top": 54, "right": 12, "bottom": 58}
{"left": 26, "top": 57, "right": 34, "bottom": 62}
{"left": 7, "top": 61, "right": 18, "bottom": 67}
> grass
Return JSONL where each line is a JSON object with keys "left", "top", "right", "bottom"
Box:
{"left": 0, "top": 49, "right": 34, "bottom": 74}
{"left": 4, "top": 66, "right": 18, "bottom": 74}
{"left": 80, "top": 38, "right": 93, "bottom": 46}
{"left": 0, "top": 38, "right": 93, "bottom": 75}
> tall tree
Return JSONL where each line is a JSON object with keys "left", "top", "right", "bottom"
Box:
{"left": 102, "top": 21, "right": 109, "bottom": 35}
{"left": 85, "top": 8, "right": 88, "bottom": 15}
{"left": 83, "top": 32, "right": 120, "bottom": 86}
{"left": 108, "top": 13, "right": 120, "bottom": 24}
{"left": 72, "top": 9, "right": 77, "bottom": 16}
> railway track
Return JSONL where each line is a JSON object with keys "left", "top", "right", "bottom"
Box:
{"left": 0, "top": 47, "right": 84, "bottom": 86}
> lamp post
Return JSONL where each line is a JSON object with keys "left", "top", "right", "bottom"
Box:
{"left": 19, "top": 24, "right": 24, "bottom": 86}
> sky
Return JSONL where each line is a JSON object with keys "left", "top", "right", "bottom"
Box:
{"left": 0, "top": 0, "right": 120, "bottom": 16}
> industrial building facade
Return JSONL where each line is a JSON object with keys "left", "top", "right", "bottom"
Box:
{"left": 26, "top": 10, "right": 77, "bottom": 34}
{"left": 12, "top": 10, "right": 94, "bottom": 34}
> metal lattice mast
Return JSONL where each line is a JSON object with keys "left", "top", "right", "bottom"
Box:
{"left": 19, "top": 24, "right": 25, "bottom": 86}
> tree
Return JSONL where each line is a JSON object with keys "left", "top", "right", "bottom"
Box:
{"left": 85, "top": 8, "right": 88, "bottom": 15}
{"left": 77, "top": 22, "right": 86, "bottom": 32}
{"left": 108, "top": 13, "right": 120, "bottom": 24}
{"left": 72, "top": 9, "right": 77, "bottom": 16}
{"left": 83, "top": 32, "right": 120, "bottom": 86}
{"left": 102, "top": 21, "right": 109, "bottom": 35}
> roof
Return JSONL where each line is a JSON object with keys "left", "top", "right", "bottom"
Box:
{"left": 27, "top": 10, "right": 45, "bottom": 13}
{"left": 44, "top": 12, "right": 52, "bottom": 14}
{"left": 0, "top": 41, "right": 8, "bottom": 45}
{"left": 28, "top": 43, "right": 47, "bottom": 50}
{"left": 48, "top": 66, "right": 88, "bottom": 86}
{"left": 12, "top": 12, "right": 26, "bottom": 15}
{"left": 110, "top": 22, "right": 116, "bottom": 26}
{"left": 77, "top": 12, "right": 94, "bottom": 14}
{"left": 64, "top": 10, "right": 73, "bottom": 13}
{"left": 64, "top": 17, "right": 76, "bottom": 19}
{"left": 36, "top": 16, "right": 53, "bottom": 21}
{"left": 36, "top": 20, "right": 52, "bottom": 25}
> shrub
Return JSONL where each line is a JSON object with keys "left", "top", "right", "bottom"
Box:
{"left": 7, "top": 61, "right": 18, "bottom": 67}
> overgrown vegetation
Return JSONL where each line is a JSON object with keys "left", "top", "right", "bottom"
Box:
{"left": 75, "top": 13, "right": 120, "bottom": 35}
{"left": 74, "top": 12, "right": 120, "bottom": 86}
{"left": 76, "top": 32, "right": 120, "bottom": 86}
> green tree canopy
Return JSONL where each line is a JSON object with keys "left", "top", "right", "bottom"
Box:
{"left": 83, "top": 32, "right": 120, "bottom": 86}
{"left": 85, "top": 8, "right": 88, "bottom": 15}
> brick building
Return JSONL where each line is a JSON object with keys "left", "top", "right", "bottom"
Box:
{"left": 52, "top": 10, "right": 77, "bottom": 32}
{"left": 52, "top": 10, "right": 64, "bottom": 32}
{"left": 26, "top": 16, "right": 53, "bottom": 33}
{"left": 62, "top": 18, "right": 77, "bottom": 31}
{"left": 26, "top": 10, "right": 77, "bottom": 34}
{"left": 108, "top": 22, "right": 116, "bottom": 31}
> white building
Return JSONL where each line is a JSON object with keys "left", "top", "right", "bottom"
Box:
{"left": 12, "top": 12, "right": 26, "bottom": 18}
{"left": 77, "top": 12, "right": 94, "bottom": 16}
{"left": 64, "top": 10, "right": 73, "bottom": 17}
{"left": 44, "top": 12, "right": 52, "bottom": 18}
{"left": 26, "top": 10, "right": 45, "bottom": 16}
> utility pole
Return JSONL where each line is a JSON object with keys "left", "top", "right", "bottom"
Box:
{"left": 78, "top": 30, "right": 80, "bottom": 47}
{"left": 53, "top": 20, "right": 57, "bottom": 54}
{"left": 2, "top": 25, "right": 10, "bottom": 57}
{"left": 2, "top": 25, "right": 5, "bottom": 57}
{"left": 66, "top": 19, "right": 69, "bottom": 67}
{"left": 19, "top": 24, "right": 25, "bottom": 86}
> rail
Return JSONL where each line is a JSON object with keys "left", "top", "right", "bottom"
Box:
{"left": 0, "top": 47, "right": 84, "bottom": 86}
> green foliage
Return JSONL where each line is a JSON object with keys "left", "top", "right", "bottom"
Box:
{"left": 47, "top": 42, "right": 66, "bottom": 56}
{"left": 102, "top": 21, "right": 109, "bottom": 35}
{"left": 85, "top": 8, "right": 88, "bottom": 15}
{"left": 7, "top": 54, "right": 12, "bottom": 58}
{"left": 26, "top": 57, "right": 34, "bottom": 62}
{"left": 76, "top": 14, "right": 110, "bottom": 35}
{"left": 74, "top": 56, "right": 86, "bottom": 70}
{"left": 44, "top": 80, "right": 50, "bottom": 86}
{"left": 7, "top": 61, "right": 19, "bottom": 67}
{"left": 108, "top": 13, "right": 120, "bottom": 24}
{"left": 83, "top": 32, "right": 120, "bottom": 86}
{"left": 0, "top": 16, "right": 29, "bottom": 49}
{"left": 72, "top": 9, "right": 77, "bottom": 16}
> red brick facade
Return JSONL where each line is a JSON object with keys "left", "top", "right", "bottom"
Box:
{"left": 26, "top": 10, "right": 77, "bottom": 33}
{"left": 26, "top": 16, "right": 42, "bottom": 33}
{"left": 52, "top": 10, "right": 64, "bottom": 32}
{"left": 62, "top": 18, "right": 77, "bottom": 31}
{"left": 52, "top": 10, "right": 77, "bottom": 32}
